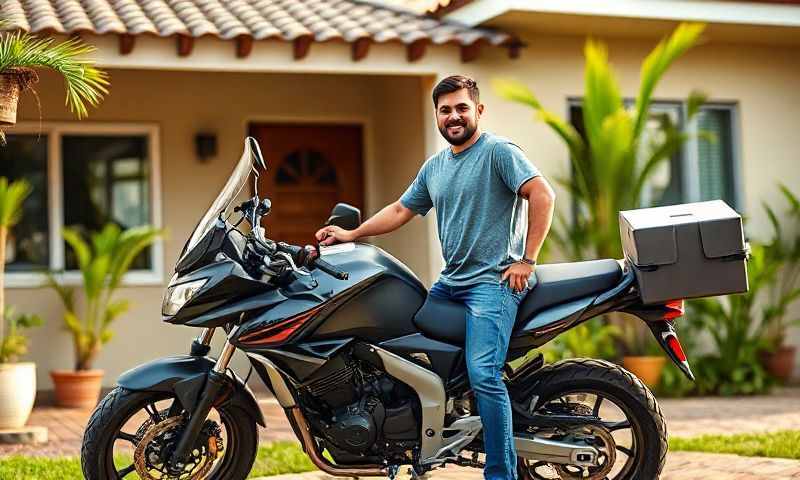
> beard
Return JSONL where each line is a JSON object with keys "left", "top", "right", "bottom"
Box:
{"left": 438, "top": 119, "right": 478, "bottom": 146}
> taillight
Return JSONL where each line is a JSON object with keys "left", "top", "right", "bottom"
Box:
{"left": 666, "top": 335, "right": 687, "bottom": 362}
{"left": 663, "top": 300, "right": 685, "bottom": 320}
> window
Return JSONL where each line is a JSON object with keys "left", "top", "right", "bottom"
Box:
{"left": 568, "top": 101, "right": 741, "bottom": 210}
{"left": 0, "top": 123, "right": 162, "bottom": 286}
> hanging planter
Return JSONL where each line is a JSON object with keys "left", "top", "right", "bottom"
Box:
{"left": 0, "top": 30, "right": 108, "bottom": 136}
{"left": 0, "top": 68, "right": 37, "bottom": 126}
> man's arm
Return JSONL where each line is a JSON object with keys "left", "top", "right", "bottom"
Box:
{"left": 501, "top": 176, "right": 556, "bottom": 292}
{"left": 520, "top": 176, "right": 556, "bottom": 261}
{"left": 315, "top": 201, "right": 416, "bottom": 246}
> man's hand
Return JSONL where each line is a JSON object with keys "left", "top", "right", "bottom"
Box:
{"left": 315, "top": 225, "right": 357, "bottom": 246}
{"left": 501, "top": 262, "right": 534, "bottom": 293}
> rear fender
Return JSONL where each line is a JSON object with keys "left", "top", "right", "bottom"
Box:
{"left": 117, "top": 355, "right": 266, "bottom": 426}
{"left": 623, "top": 303, "right": 695, "bottom": 381}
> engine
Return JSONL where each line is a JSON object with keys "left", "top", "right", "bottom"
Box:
{"left": 299, "top": 352, "right": 420, "bottom": 465}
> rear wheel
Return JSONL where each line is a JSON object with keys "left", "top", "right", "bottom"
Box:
{"left": 81, "top": 387, "right": 259, "bottom": 480}
{"left": 515, "top": 359, "right": 667, "bottom": 480}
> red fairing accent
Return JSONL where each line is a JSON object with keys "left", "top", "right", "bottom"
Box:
{"left": 663, "top": 300, "right": 685, "bottom": 320}
{"left": 239, "top": 304, "right": 325, "bottom": 347}
{"left": 667, "top": 335, "right": 687, "bottom": 362}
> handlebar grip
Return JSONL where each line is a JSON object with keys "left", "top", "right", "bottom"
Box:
{"left": 313, "top": 257, "right": 349, "bottom": 280}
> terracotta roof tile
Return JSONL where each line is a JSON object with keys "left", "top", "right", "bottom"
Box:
{"left": 5, "top": 0, "right": 514, "bottom": 53}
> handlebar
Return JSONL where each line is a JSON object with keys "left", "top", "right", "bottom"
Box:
{"left": 313, "top": 257, "right": 350, "bottom": 280}
{"left": 274, "top": 242, "right": 349, "bottom": 280}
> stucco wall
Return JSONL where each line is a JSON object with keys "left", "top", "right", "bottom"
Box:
{"left": 13, "top": 69, "right": 429, "bottom": 388}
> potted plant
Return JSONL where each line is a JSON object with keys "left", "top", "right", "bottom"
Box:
{"left": 0, "top": 177, "right": 43, "bottom": 428}
{"left": 0, "top": 28, "right": 108, "bottom": 132}
{"left": 47, "top": 223, "right": 160, "bottom": 408}
{"left": 759, "top": 185, "right": 800, "bottom": 381}
{"left": 688, "top": 242, "right": 775, "bottom": 395}
{"left": 0, "top": 306, "right": 42, "bottom": 428}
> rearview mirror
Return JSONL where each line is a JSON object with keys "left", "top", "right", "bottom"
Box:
{"left": 326, "top": 203, "right": 361, "bottom": 230}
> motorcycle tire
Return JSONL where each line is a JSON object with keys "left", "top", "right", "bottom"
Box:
{"left": 516, "top": 358, "right": 668, "bottom": 480}
{"left": 81, "top": 387, "right": 259, "bottom": 480}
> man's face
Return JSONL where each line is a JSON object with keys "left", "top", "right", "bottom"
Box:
{"left": 436, "top": 88, "right": 483, "bottom": 146}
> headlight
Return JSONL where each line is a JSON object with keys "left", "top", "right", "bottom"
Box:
{"left": 162, "top": 279, "right": 208, "bottom": 316}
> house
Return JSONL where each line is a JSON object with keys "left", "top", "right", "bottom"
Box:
{"left": 3, "top": 0, "right": 799, "bottom": 388}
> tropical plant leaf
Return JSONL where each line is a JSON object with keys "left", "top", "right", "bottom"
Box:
{"left": 103, "top": 299, "right": 130, "bottom": 328}
{"left": 582, "top": 40, "right": 624, "bottom": 160}
{"left": 0, "top": 178, "right": 32, "bottom": 227}
{"left": 0, "top": 31, "right": 109, "bottom": 118}
{"left": 47, "top": 223, "right": 159, "bottom": 369}
{"left": 62, "top": 228, "right": 91, "bottom": 272}
{"left": 633, "top": 23, "right": 706, "bottom": 138}
{"left": 109, "top": 226, "right": 161, "bottom": 290}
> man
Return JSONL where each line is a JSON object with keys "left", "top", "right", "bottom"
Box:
{"left": 315, "top": 75, "right": 555, "bottom": 480}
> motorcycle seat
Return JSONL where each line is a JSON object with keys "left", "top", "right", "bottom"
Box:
{"left": 413, "top": 259, "right": 623, "bottom": 345}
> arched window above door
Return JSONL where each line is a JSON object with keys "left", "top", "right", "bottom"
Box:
{"left": 275, "top": 149, "right": 338, "bottom": 187}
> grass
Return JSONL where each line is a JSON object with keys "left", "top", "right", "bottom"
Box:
{"left": 0, "top": 441, "right": 314, "bottom": 480}
{"left": 670, "top": 430, "right": 800, "bottom": 460}
{"left": 6, "top": 431, "right": 797, "bottom": 479}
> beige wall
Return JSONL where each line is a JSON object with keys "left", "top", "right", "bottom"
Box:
{"left": 9, "top": 26, "right": 800, "bottom": 387}
{"left": 13, "top": 69, "right": 429, "bottom": 388}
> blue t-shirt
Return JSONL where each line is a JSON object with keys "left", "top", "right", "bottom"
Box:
{"left": 400, "top": 131, "right": 540, "bottom": 286}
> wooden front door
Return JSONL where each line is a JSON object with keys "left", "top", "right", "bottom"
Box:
{"left": 249, "top": 123, "right": 364, "bottom": 247}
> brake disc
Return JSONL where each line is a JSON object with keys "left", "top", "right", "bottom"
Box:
{"left": 554, "top": 424, "right": 617, "bottom": 480}
{"left": 133, "top": 415, "right": 223, "bottom": 480}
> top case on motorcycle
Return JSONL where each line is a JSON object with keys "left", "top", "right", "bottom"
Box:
{"left": 413, "top": 259, "right": 622, "bottom": 345}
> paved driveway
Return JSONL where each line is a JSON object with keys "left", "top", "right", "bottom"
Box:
{"left": 257, "top": 452, "right": 800, "bottom": 480}
{"left": 2, "top": 388, "right": 799, "bottom": 478}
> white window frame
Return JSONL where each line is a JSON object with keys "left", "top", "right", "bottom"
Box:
{"left": 6, "top": 121, "right": 164, "bottom": 288}
{"left": 566, "top": 98, "right": 743, "bottom": 211}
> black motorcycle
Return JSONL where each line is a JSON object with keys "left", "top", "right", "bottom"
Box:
{"left": 81, "top": 137, "right": 698, "bottom": 480}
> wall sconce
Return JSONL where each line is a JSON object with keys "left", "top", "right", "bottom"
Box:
{"left": 195, "top": 132, "right": 217, "bottom": 162}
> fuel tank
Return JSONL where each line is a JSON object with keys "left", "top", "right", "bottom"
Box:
{"left": 232, "top": 243, "right": 427, "bottom": 353}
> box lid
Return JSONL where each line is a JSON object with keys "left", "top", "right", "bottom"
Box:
{"left": 619, "top": 200, "right": 745, "bottom": 266}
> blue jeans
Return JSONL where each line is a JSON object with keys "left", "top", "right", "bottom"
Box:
{"left": 429, "top": 280, "right": 526, "bottom": 480}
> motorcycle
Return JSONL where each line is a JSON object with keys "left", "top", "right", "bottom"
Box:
{"left": 81, "top": 137, "right": 698, "bottom": 480}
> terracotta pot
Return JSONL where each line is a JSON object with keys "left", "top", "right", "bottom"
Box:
{"left": 760, "top": 346, "right": 796, "bottom": 382}
{"left": 50, "top": 369, "right": 104, "bottom": 409}
{"left": 623, "top": 356, "right": 667, "bottom": 388}
{"left": 0, "top": 362, "right": 36, "bottom": 428}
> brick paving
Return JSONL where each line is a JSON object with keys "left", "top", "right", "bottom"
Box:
{"left": 1, "top": 387, "right": 799, "bottom": 478}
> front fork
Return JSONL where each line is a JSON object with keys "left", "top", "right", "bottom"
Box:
{"left": 169, "top": 327, "right": 236, "bottom": 470}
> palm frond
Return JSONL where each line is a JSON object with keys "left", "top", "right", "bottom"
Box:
{"left": 0, "top": 177, "right": 31, "bottom": 227}
{"left": 633, "top": 23, "right": 705, "bottom": 138}
{"left": 0, "top": 32, "right": 108, "bottom": 118}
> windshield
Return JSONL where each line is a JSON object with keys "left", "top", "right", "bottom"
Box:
{"left": 183, "top": 138, "right": 258, "bottom": 256}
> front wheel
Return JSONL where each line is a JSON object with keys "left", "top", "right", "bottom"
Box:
{"left": 515, "top": 359, "right": 668, "bottom": 480}
{"left": 81, "top": 387, "right": 259, "bottom": 480}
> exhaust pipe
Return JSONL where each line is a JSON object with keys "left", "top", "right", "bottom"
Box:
{"left": 289, "top": 407, "right": 387, "bottom": 477}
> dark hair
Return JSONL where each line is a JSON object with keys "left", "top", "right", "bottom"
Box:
{"left": 432, "top": 75, "right": 479, "bottom": 107}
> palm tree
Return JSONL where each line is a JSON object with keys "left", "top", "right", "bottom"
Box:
{"left": 0, "top": 178, "right": 32, "bottom": 353}
{"left": 48, "top": 224, "right": 161, "bottom": 371}
{"left": 493, "top": 22, "right": 707, "bottom": 260}
{"left": 0, "top": 29, "right": 109, "bottom": 129}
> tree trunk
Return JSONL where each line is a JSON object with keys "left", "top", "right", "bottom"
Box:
{"left": 0, "top": 226, "right": 6, "bottom": 356}
{"left": 76, "top": 341, "right": 100, "bottom": 371}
